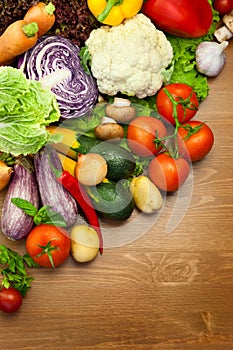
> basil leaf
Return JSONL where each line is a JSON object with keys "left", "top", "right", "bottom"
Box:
{"left": 34, "top": 206, "right": 67, "bottom": 227}
{"left": 11, "top": 198, "right": 38, "bottom": 217}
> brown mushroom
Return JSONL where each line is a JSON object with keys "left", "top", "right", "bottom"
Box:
{"left": 94, "top": 117, "right": 125, "bottom": 143}
{"left": 105, "top": 97, "right": 136, "bottom": 123}
{"left": 214, "top": 13, "right": 233, "bottom": 42}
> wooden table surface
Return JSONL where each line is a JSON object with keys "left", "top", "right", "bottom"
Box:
{"left": 0, "top": 42, "right": 233, "bottom": 350}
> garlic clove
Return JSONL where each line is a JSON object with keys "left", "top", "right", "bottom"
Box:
{"left": 195, "top": 41, "right": 229, "bottom": 78}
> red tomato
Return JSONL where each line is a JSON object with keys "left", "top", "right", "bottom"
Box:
{"left": 213, "top": 0, "right": 233, "bottom": 16}
{"left": 142, "top": 0, "right": 213, "bottom": 38}
{"left": 148, "top": 153, "right": 190, "bottom": 192}
{"left": 0, "top": 287, "right": 23, "bottom": 313}
{"left": 177, "top": 121, "right": 214, "bottom": 162}
{"left": 156, "top": 83, "right": 199, "bottom": 126}
{"left": 127, "top": 116, "right": 167, "bottom": 157}
{"left": 26, "top": 224, "right": 71, "bottom": 268}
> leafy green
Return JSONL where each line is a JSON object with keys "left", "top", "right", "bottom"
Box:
{"left": 79, "top": 46, "right": 92, "bottom": 74}
{"left": 62, "top": 102, "right": 105, "bottom": 136}
{"left": 11, "top": 198, "right": 67, "bottom": 227}
{"left": 0, "top": 66, "right": 61, "bottom": 156}
{"left": 0, "top": 245, "right": 39, "bottom": 297}
{"left": 167, "top": 5, "right": 220, "bottom": 101}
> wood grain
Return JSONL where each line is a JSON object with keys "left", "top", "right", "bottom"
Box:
{"left": 0, "top": 42, "right": 233, "bottom": 350}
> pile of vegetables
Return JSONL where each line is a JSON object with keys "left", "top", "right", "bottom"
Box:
{"left": 0, "top": 0, "right": 232, "bottom": 313}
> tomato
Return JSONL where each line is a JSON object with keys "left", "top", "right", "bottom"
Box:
{"left": 0, "top": 287, "right": 23, "bottom": 313}
{"left": 177, "top": 121, "right": 214, "bottom": 162}
{"left": 148, "top": 153, "right": 190, "bottom": 192}
{"left": 127, "top": 116, "right": 167, "bottom": 157}
{"left": 26, "top": 224, "right": 71, "bottom": 268}
{"left": 156, "top": 83, "right": 199, "bottom": 126}
{"left": 142, "top": 0, "right": 213, "bottom": 38}
{"left": 213, "top": 0, "right": 233, "bottom": 16}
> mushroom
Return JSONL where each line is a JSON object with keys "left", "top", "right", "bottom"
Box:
{"left": 94, "top": 116, "right": 125, "bottom": 143}
{"left": 105, "top": 97, "right": 136, "bottom": 123}
{"left": 214, "top": 13, "right": 233, "bottom": 42}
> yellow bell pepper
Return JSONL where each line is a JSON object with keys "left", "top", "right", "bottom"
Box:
{"left": 87, "top": 0, "right": 143, "bottom": 26}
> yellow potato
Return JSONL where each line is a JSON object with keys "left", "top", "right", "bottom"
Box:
{"left": 70, "top": 224, "right": 100, "bottom": 263}
{"left": 130, "top": 175, "right": 163, "bottom": 214}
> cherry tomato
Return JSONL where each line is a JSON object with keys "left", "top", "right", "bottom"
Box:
{"left": 0, "top": 287, "right": 23, "bottom": 313}
{"left": 177, "top": 121, "right": 214, "bottom": 162}
{"left": 142, "top": 0, "right": 213, "bottom": 38}
{"left": 213, "top": 0, "right": 233, "bottom": 16}
{"left": 156, "top": 83, "right": 199, "bottom": 126}
{"left": 127, "top": 116, "right": 167, "bottom": 157}
{"left": 26, "top": 224, "right": 71, "bottom": 268}
{"left": 148, "top": 153, "right": 190, "bottom": 192}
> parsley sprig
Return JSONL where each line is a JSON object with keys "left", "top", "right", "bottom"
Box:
{"left": 0, "top": 245, "right": 39, "bottom": 297}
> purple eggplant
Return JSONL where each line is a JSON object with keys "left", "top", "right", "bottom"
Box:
{"left": 1, "top": 157, "right": 39, "bottom": 240}
{"left": 34, "top": 146, "right": 78, "bottom": 226}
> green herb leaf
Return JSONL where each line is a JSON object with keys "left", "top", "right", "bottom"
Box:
{"left": 34, "top": 206, "right": 67, "bottom": 227}
{"left": 11, "top": 198, "right": 38, "bottom": 217}
{"left": 23, "top": 253, "right": 40, "bottom": 268}
{"left": 0, "top": 245, "right": 37, "bottom": 296}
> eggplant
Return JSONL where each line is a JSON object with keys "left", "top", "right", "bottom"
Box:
{"left": 1, "top": 157, "right": 39, "bottom": 240}
{"left": 34, "top": 146, "right": 78, "bottom": 226}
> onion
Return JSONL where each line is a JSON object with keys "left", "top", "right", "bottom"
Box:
{"left": 74, "top": 153, "right": 108, "bottom": 186}
{"left": 18, "top": 35, "right": 98, "bottom": 119}
{"left": 0, "top": 160, "right": 13, "bottom": 191}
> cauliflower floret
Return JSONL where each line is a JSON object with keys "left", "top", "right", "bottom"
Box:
{"left": 85, "top": 14, "right": 173, "bottom": 99}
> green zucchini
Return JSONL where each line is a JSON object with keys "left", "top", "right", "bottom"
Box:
{"left": 88, "top": 180, "right": 134, "bottom": 221}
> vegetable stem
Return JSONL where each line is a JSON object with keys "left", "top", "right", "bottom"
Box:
{"left": 22, "top": 22, "right": 39, "bottom": 37}
{"left": 45, "top": 2, "right": 56, "bottom": 15}
{"left": 97, "top": 0, "right": 123, "bottom": 22}
{"left": 39, "top": 69, "right": 71, "bottom": 89}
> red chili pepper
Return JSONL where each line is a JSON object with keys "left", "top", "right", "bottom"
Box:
{"left": 56, "top": 170, "right": 103, "bottom": 255}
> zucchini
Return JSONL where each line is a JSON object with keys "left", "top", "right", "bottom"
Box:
{"left": 75, "top": 135, "right": 101, "bottom": 155}
{"left": 75, "top": 135, "right": 136, "bottom": 182}
{"left": 34, "top": 146, "right": 78, "bottom": 227}
{"left": 88, "top": 180, "right": 134, "bottom": 221}
{"left": 1, "top": 157, "right": 40, "bottom": 240}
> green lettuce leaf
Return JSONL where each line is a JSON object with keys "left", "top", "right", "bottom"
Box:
{"left": 0, "top": 67, "right": 60, "bottom": 156}
{"left": 166, "top": 2, "right": 220, "bottom": 101}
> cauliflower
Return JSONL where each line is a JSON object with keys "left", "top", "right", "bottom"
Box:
{"left": 85, "top": 14, "right": 173, "bottom": 99}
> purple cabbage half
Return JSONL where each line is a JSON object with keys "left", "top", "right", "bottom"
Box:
{"left": 18, "top": 35, "right": 98, "bottom": 119}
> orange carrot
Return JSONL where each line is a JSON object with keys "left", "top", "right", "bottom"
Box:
{"left": 0, "top": 20, "right": 39, "bottom": 66}
{"left": 24, "top": 2, "right": 56, "bottom": 37}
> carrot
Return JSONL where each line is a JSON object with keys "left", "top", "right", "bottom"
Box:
{"left": 24, "top": 2, "right": 56, "bottom": 37}
{"left": 0, "top": 20, "right": 39, "bottom": 66}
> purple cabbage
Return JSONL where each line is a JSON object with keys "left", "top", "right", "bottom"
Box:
{"left": 18, "top": 35, "right": 98, "bottom": 119}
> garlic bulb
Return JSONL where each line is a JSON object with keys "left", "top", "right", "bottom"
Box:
{"left": 195, "top": 41, "right": 229, "bottom": 78}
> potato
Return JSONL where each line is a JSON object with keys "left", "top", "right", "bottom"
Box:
{"left": 130, "top": 175, "right": 163, "bottom": 214}
{"left": 70, "top": 224, "right": 100, "bottom": 263}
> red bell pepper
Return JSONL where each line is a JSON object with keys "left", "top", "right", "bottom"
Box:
{"left": 142, "top": 0, "right": 213, "bottom": 38}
